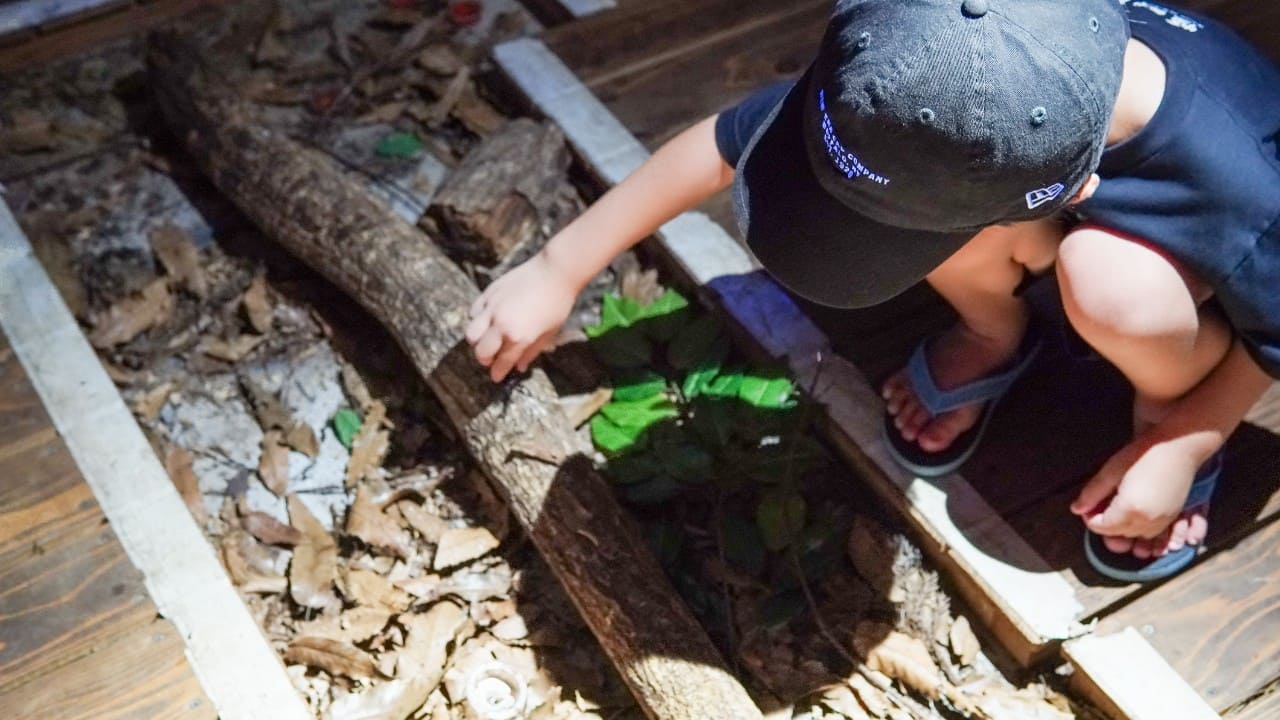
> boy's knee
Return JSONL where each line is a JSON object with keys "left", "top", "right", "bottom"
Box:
{"left": 1058, "top": 230, "right": 1200, "bottom": 342}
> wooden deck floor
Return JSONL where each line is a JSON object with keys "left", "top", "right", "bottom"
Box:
{"left": 0, "top": 329, "right": 214, "bottom": 720}
{"left": 536, "top": 1, "right": 1280, "bottom": 716}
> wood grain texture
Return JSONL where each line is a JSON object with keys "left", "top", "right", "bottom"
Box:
{"left": 4, "top": 616, "right": 216, "bottom": 720}
{"left": 148, "top": 36, "right": 763, "bottom": 720}
{"left": 1093, "top": 517, "right": 1280, "bottom": 712}
{"left": 1226, "top": 679, "right": 1280, "bottom": 720}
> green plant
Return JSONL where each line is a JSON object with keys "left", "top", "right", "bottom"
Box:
{"left": 583, "top": 289, "right": 847, "bottom": 632}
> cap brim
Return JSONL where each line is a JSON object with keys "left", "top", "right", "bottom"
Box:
{"left": 734, "top": 68, "right": 973, "bottom": 309}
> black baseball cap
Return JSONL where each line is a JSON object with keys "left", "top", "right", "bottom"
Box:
{"left": 734, "top": 0, "right": 1129, "bottom": 308}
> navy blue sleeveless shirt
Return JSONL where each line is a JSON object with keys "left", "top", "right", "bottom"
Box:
{"left": 716, "top": 2, "right": 1280, "bottom": 378}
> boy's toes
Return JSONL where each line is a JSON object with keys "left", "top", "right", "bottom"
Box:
{"left": 1185, "top": 509, "right": 1210, "bottom": 546}
{"left": 1103, "top": 534, "right": 1135, "bottom": 554}
{"left": 1167, "top": 517, "right": 1190, "bottom": 551}
{"left": 895, "top": 404, "right": 930, "bottom": 441}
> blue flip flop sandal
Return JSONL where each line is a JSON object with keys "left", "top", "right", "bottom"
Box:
{"left": 1084, "top": 451, "right": 1223, "bottom": 583}
{"left": 882, "top": 326, "right": 1043, "bottom": 478}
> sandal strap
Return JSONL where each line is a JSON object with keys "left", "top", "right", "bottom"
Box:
{"left": 1183, "top": 451, "right": 1224, "bottom": 510}
{"left": 905, "top": 332, "right": 1044, "bottom": 417}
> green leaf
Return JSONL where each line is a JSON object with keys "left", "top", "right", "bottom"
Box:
{"left": 611, "top": 370, "right": 668, "bottom": 402}
{"left": 667, "top": 315, "right": 729, "bottom": 370}
{"left": 758, "top": 588, "right": 806, "bottom": 630}
{"left": 599, "top": 394, "right": 679, "bottom": 431}
{"left": 603, "top": 452, "right": 663, "bottom": 485}
{"left": 646, "top": 517, "right": 685, "bottom": 569}
{"left": 664, "top": 443, "right": 713, "bottom": 484}
{"left": 590, "top": 415, "right": 646, "bottom": 455}
{"left": 744, "top": 435, "right": 826, "bottom": 484}
{"left": 589, "top": 329, "right": 652, "bottom": 369}
{"left": 637, "top": 289, "right": 691, "bottom": 342}
{"left": 688, "top": 397, "right": 734, "bottom": 449}
{"left": 702, "top": 372, "right": 744, "bottom": 399}
{"left": 756, "top": 489, "right": 806, "bottom": 551}
{"left": 622, "top": 475, "right": 684, "bottom": 505}
{"left": 586, "top": 294, "right": 646, "bottom": 338}
{"left": 680, "top": 359, "right": 721, "bottom": 399}
{"left": 738, "top": 375, "right": 796, "bottom": 409}
{"left": 374, "top": 132, "right": 423, "bottom": 159}
{"left": 719, "top": 510, "right": 767, "bottom": 578}
{"left": 332, "top": 409, "right": 362, "bottom": 449}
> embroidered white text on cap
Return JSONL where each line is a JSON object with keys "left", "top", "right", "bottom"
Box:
{"left": 1025, "top": 183, "right": 1066, "bottom": 209}
{"left": 819, "top": 90, "right": 891, "bottom": 186}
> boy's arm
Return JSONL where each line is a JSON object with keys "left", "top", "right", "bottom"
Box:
{"left": 466, "top": 114, "right": 734, "bottom": 382}
{"left": 1074, "top": 338, "right": 1273, "bottom": 536}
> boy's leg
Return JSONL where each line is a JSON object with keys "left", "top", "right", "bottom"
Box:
{"left": 1056, "top": 228, "right": 1233, "bottom": 557}
{"left": 884, "top": 221, "right": 1058, "bottom": 451}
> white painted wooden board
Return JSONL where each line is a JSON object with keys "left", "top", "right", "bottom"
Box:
{"left": 0, "top": 200, "right": 312, "bottom": 720}
{"left": 1065, "top": 628, "right": 1221, "bottom": 720}
{"left": 0, "top": 0, "right": 127, "bottom": 36}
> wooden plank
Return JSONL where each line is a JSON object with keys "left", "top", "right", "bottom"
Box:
{"left": 543, "top": 0, "right": 822, "bottom": 89}
{"left": 0, "top": 0, "right": 130, "bottom": 37}
{"left": 1063, "top": 627, "right": 1220, "bottom": 720}
{"left": 588, "top": 1, "right": 828, "bottom": 150}
{"left": 1090, "top": 516, "right": 1280, "bottom": 712}
{"left": 4, "top": 616, "right": 215, "bottom": 720}
{"left": 1226, "top": 679, "right": 1280, "bottom": 720}
{"left": 0, "top": 202, "right": 311, "bottom": 720}
{"left": 0, "top": 0, "right": 217, "bottom": 74}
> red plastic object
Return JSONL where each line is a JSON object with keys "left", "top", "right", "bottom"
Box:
{"left": 449, "top": 0, "right": 482, "bottom": 26}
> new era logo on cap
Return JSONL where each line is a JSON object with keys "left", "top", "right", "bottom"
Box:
{"left": 1025, "top": 183, "right": 1066, "bottom": 209}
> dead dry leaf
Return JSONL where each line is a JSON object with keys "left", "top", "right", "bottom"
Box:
{"left": 242, "top": 274, "right": 274, "bottom": 334}
{"left": 340, "top": 607, "right": 394, "bottom": 644}
{"left": 220, "top": 528, "right": 287, "bottom": 593}
{"left": 846, "top": 672, "right": 892, "bottom": 719}
{"left": 163, "top": 445, "right": 207, "bottom": 525}
{"left": 199, "top": 334, "right": 265, "bottom": 362}
{"left": 150, "top": 224, "right": 207, "bottom": 299}
{"left": 847, "top": 514, "right": 902, "bottom": 601}
{"left": 340, "top": 567, "right": 412, "bottom": 611}
{"left": 396, "top": 500, "right": 448, "bottom": 544}
{"left": 325, "top": 677, "right": 433, "bottom": 720}
{"left": 397, "top": 601, "right": 468, "bottom": 680}
{"left": 285, "top": 421, "right": 320, "bottom": 458}
{"left": 258, "top": 429, "right": 292, "bottom": 496}
{"left": 559, "top": 387, "right": 613, "bottom": 429}
{"left": 132, "top": 381, "right": 175, "bottom": 422}
{"left": 949, "top": 615, "right": 981, "bottom": 667}
{"left": 347, "top": 481, "right": 414, "bottom": 558}
{"left": 433, "top": 526, "right": 500, "bottom": 571}
{"left": 340, "top": 362, "right": 374, "bottom": 412}
{"left": 285, "top": 637, "right": 378, "bottom": 680}
{"left": 288, "top": 495, "right": 341, "bottom": 612}
{"left": 416, "top": 44, "right": 462, "bottom": 76}
{"left": 853, "top": 625, "right": 944, "bottom": 700}
{"left": 346, "top": 401, "right": 389, "bottom": 487}
{"left": 88, "top": 278, "right": 173, "bottom": 348}
{"left": 241, "top": 506, "right": 303, "bottom": 546}
{"left": 817, "top": 683, "right": 872, "bottom": 720}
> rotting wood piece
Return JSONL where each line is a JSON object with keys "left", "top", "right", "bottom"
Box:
{"left": 147, "top": 35, "right": 763, "bottom": 720}
{"left": 424, "top": 118, "right": 571, "bottom": 266}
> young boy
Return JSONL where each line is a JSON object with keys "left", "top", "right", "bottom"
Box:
{"left": 466, "top": 0, "right": 1280, "bottom": 582}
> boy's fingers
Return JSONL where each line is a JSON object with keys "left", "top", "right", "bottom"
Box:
{"left": 473, "top": 331, "right": 503, "bottom": 366}
{"left": 489, "top": 343, "right": 526, "bottom": 383}
{"left": 465, "top": 309, "right": 493, "bottom": 344}
{"left": 1070, "top": 469, "right": 1122, "bottom": 516}
{"left": 470, "top": 290, "right": 492, "bottom": 318}
{"left": 515, "top": 333, "right": 555, "bottom": 373}
{"left": 1084, "top": 500, "right": 1141, "bottom": 537}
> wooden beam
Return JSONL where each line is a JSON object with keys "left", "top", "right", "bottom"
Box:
{"left": 1063, "top": 628, "right": 1220, "bottom": 720}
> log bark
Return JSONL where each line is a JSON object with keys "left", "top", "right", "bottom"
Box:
{"left": 148, "top": 35, "right": 763, "bottom": 720}
{"left": 425, "top": 117, "right": 571, "bottom": 265}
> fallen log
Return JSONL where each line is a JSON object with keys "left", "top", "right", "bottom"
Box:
{"left": 147, "top": 34, "right": 763, "bottom": 720}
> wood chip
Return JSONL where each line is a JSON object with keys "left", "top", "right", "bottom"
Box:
{"left": 88, "top": 278, "right": 173, "bottom": 348}
{"left": 240, "top": 505, "right": 303, "bottom": 546}
{"left": 288, "top": 495, "right": 341, "bottom": 612}
{"left": 433, "top": 526, "right": 500, "bottom": 571}
{"left": 347, "top": 481, "right": 414, "bottom": 558}
{"left": 949, "top": 616, "right": 981, "bottom": 667}
{"left": 559, "top": 387, "right": 613, "bottom": 429}
{"left": 340, "top": 567, "right": 412, "bottom": 611}
{"left": 242, "top": 274, "right": 275, "bottom": 334}
{"left": 284, "top": 637, "right": 378, "bottom": 680}
{"left": 416, "top": 44, "right": 462, "bottom": 76}
{"left": 852, "top": 625, "right": 944, "bottom": 700}
{"left": 150, "top": 224, "right": 208, "bottom": 299}
{"left": 163, "top": 445, "right": 207, "bottom": 525}
{"left": 258, "top": 429, "right": 292, "bottom": 496}
{"left": 199, "top": 334, "right": 265, "bottom": 362}
{"left": 346, "top": 401, "right": 390, "bottom": 487}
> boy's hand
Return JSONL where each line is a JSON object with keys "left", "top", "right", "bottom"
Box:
{"left": 466, "top": 252, "right": 578, "bottom": 382}
{"left": 1070, "top": 434, "right": 1202, "bottom": 540}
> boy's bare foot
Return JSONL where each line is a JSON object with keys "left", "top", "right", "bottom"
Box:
{"left": 881, "top": 322, "right": 1025, "bottom": 452}
{"left": 1099, "top": 506, "right": 1209, "bottom": 559}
